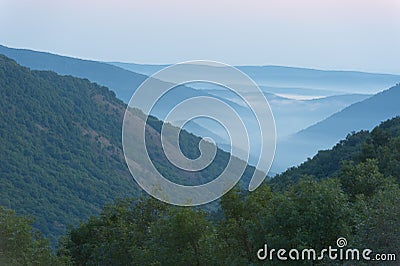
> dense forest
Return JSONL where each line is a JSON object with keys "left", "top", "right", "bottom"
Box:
{"left": 1, "top": 54, "right": 399, "bottom": 265}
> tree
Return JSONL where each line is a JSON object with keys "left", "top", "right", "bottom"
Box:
{"left": 0, "top": 206, "right": 69, "bottom": 265}
{"left": 251, "top": 177, "right": 351, "bottom": 265}
{"left": 339, "top": 159, "right": 384, "bottom": 200}
{"left": 147, "top": 207, "right": 214, "bottom": 266}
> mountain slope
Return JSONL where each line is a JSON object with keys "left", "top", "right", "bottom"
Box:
{"left": 273, "top": 84, "right": 400, "bottom": 171}
{"left": 298, "top": 83, "right": 400, "bottom": 141}
{"left": 0, "top": 55, "right": 257, "bottom": 245}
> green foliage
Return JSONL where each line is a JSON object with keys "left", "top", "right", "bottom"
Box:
{"left": 62, "top": 169, "right": 399, "bottom": 265}
{"left": 213, "top": 179, "right": 351, "bottom": 265}
{"left": 148, "top": 207, "right": 213, "bottom": 266}
{"left": 0, "top": 206, "right": 70, "bottom": 265}
{"left": 59, "top": 198, "right": 214, "bottom": 265}
{"left": 351, "top": 179, "right": 400, "bottom": 259}
{"left": 339, "top": 159, "right": 384, "bottom": 200}
{"left": 262, "top": 178, "right": 350, "bottom": 250}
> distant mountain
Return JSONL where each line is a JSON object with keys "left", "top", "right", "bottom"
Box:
{"left": 237, "top": 66, "right": 400, "bottom": 94}
{"left": 266, "top": 93, "right": 371, "bottom": 138}
{"left": 0, "top": 55, "right": 257, "bottom": 245}
{"left": 109, "top": 61, "right": 167, "bottom": 76}
{"left": 109, "top": 61, "right": 400, "bottom": 94}
{"left": 298, "top": 83, "right": 400, "bottom": 142}
{"left": 201, "top": 87, "right": 370, "bottom": 138}
{"left": 273, "top": 83, "right": 400, "bottom": 172}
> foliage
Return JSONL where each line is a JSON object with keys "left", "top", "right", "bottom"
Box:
{"left": 0, "top": 206, "right": 70, "bottom": 265}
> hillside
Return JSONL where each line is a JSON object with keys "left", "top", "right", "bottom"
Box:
{"left": 0, "top": 55, "right": 257, "bottom": 245}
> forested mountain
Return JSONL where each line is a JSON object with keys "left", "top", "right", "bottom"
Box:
{"left": 0, "top": 55, "right": 256, "bottom": 246}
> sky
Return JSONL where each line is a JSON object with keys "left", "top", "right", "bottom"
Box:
{"left": 1, "top": 0, "right": 399, "bottom": 74}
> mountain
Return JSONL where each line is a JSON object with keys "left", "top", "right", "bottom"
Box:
{"left": 237, "top": 66, "right": 400, "bottom": 94}
{"left": 298, "top": 84, "right": 400, "bottom": 141}
{"left": 0, "top": 55, "right": 257, "bottom": 245}
{"left": 109, "top": 61, "right": 400, "bottom": 95}
{"left": 273, "top": 83, "right": 400, "bottom": 172}
{"left": 264, "top": 92, "right": 371, "bottom": 138}
{"left": 109, "top": 61, "right": 167, "bottom": 76}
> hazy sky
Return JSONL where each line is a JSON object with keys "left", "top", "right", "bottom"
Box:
{"left": 1, "top": 0, "right": 399, "bottom": 73}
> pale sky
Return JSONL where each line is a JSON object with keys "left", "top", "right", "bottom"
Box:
{"left": 1, "top": 0, "right": 399, "bottom": 73}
